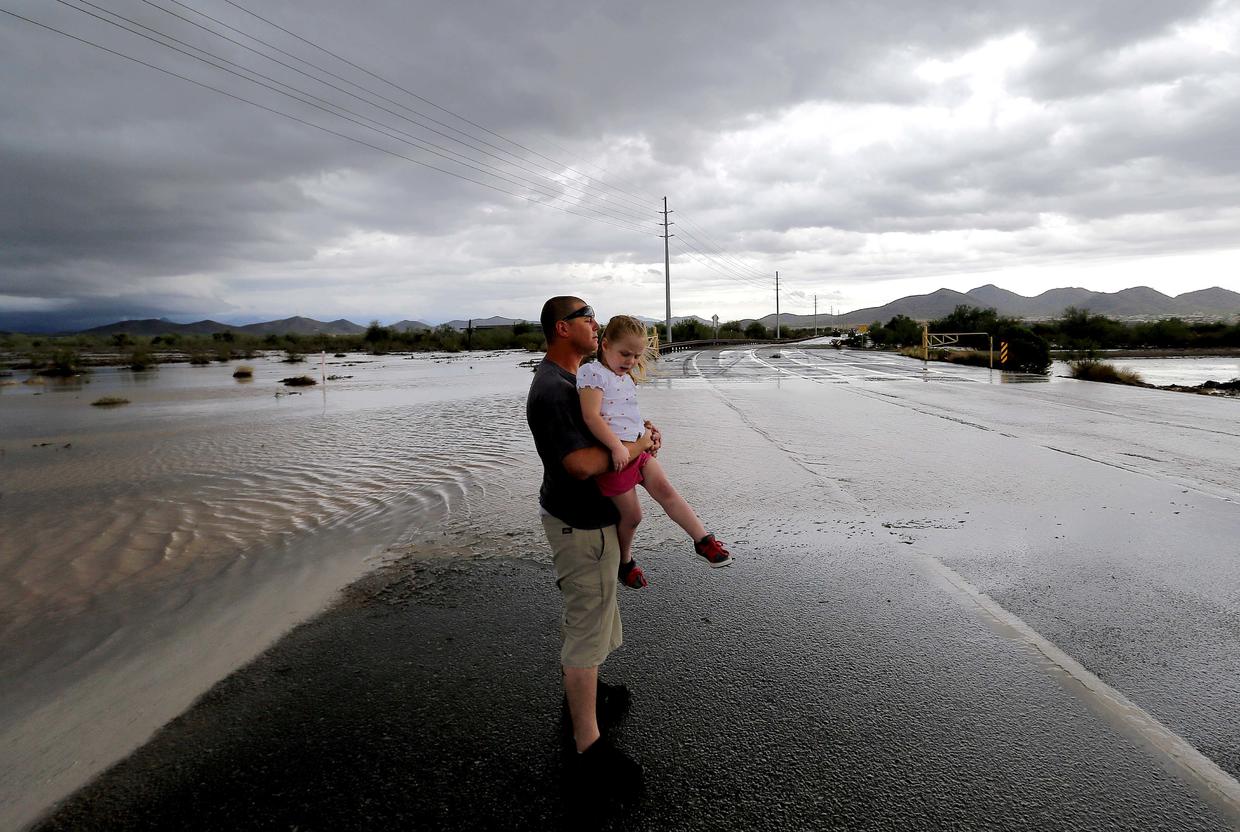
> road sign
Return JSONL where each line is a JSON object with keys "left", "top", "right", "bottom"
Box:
{"left": 1000, "top": 341, "right": 1009, "bottom": 365}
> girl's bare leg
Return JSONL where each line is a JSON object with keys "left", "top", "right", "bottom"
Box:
{"left": 639, "top": 458, "right": 708, "bottom": 542}
{"left": 610, "top": 488, "right": 643, "bottom": 564}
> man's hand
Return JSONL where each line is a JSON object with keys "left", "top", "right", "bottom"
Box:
{"left": 644, "top": 420, "right": 662, "bottom": 456}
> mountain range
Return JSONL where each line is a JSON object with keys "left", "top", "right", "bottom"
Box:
{"left": 50, "top": 285, "right": 1240, "bottom": 337}
{"left": 748, "top": 285, "right": 1240, "bottom": 330}
{"left": 80, "top": 316, "right": 368, "bottom": 337}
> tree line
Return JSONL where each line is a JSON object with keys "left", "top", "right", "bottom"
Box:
{"left": 865, "top": 306, "right": 1050, "bottom": 373}
{"left": 2, "top": 316, "right": 833, "bottom": 374}
{"left": 863, "top": 305, "right": 1240, "bottom": 375}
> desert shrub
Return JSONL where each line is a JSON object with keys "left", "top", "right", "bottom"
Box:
{"left": 128, "top": 349, "right": 156, "bottom": 370}
{"left": 1069, "top": 360, "right": 1144, "bottom": 386}
{"left": 994, "top": 325, "right": 1051, "bottom": 374}
{"left": 899, "top": 347, "right": 994, "bottom": 368}
{"left": 868, "top": 315, "right": 922, "bottom": 348}
{"left": 91, "top": 396, "right": 129, "bottom": 406}
{"left": 433, "top": 324, "right": 464, "bottom": 352}
{"left": 943, "top": 349, "right": 993, "bottom": 368}
{"left": 279, "top": 375, "right": 317, "bottom": 386}
{"left": 37, "top": 349, "right": 83, "bottom": 376}
{"left": 516, "top": 332, "right": 545, "bottom": 352}
{"left": 232, "top": 365, "right": 254, "bottom": 378}
{"left": 673, "top": 319, "right": 712, "bottom": 341}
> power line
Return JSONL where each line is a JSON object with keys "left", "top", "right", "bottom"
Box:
{"left": 6, "top": 4, "right": 785, "bottom": 290}
{"left": 675, "top": 213, "right": 769, "bottom": 280}
{"left": 672, "top": 235, "right": 771, "bottom": 290}
{"left": 0, "top": 6, "right": 660, "bottom": 237}
{"left": 218, "top": 0, "right": 658, "bottom": 217}
{"left": 141, "top": 0, "right": 660, "bottom": 225}
{"left": 55, "top": 0, "right": 660, "bottom": 232}
{"left": 675, "top": 224, "right": 769, "bottom": 283}
{"left": 47, "top": 0, "right": 659, "bottom": 234}
{"left": 670, "top": 238, "right": 771, "bottom": 292}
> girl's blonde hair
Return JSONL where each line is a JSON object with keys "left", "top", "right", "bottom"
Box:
{"left": 600, "top": 315, "right": 660, "bottom": 382}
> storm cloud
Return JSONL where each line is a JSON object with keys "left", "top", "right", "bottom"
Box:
{"left": 2, "top": 0, "right": 1238, "bottom": 330}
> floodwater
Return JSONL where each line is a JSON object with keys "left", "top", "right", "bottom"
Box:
{"left": 3, "top": 344, "right": 1239, "bottom": 829}
{"left": 1051, "top": 356, "right": 1240, "bottom": 387}
{"left": 0, "top": 351, "right": 541, "bottom": 828}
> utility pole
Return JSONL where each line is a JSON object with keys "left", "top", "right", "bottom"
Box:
{"left": 814, "top": 294, "right": 818, "bottom": 336}
{"left": 661, "top": 197, "right": 674, "bottom": 346}
{"left": 775, "top": 271, "right": 781, "bottom": 339}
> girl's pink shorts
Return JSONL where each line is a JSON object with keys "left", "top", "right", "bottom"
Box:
{"left": 596, "top": 451, "right": 653, "bottom": 497}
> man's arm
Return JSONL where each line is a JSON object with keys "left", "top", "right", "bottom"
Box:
{"left": 563, "top": 431, "right": 655, "bottom": 480}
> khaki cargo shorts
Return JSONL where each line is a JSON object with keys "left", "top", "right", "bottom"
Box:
{"left": 540, "top": 515, "right": 622, "bottom": 668}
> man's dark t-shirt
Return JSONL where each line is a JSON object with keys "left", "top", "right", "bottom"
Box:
{"left": 526, "top": 359, "right": 620, "bottom": 530}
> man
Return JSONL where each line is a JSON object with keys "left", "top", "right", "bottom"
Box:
{"left": 526, "top": 296, "right": 657, "bottom": 786}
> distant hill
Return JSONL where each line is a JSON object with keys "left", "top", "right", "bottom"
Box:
{"left": 81, "top": 318, "right": 235, "bottom": 336}
{"left": 235, "top": 317, "right": 366, "bottom": 336}
{"left": 762, "top": 285, "right": 1240, "bottom": 327}
{"left": 1174, "top": 287, "right": 1240, "bottom": 316}
{"left": 61, "top": 284, "right": 1240, "bottom": 338}
{"left": 391, "top": 319, "right": 432, "bottom": 332}
{"left": 78, "top": 316, "right": 368, "bottom": 336}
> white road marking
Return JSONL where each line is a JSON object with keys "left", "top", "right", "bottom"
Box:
{"left": 682, "top": 345, "right": 1240, "bottom": 820}
{"left": 919, "top": 550, "right": 1240, "bottom": 823}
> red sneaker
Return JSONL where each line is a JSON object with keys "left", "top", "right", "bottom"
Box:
{"left": 694, "top": 534, "right": 733, "bottom": 567}
{"left": 618, "top": 558, "right": 648, "bottom": 588}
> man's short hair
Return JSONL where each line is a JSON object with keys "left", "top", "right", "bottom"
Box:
{"left": 540, "top": 296, "right": 584, "bottom": 344}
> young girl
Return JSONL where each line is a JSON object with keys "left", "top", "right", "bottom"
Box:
{"left": 577, "top": 315, "right": 733, "bottom": 588}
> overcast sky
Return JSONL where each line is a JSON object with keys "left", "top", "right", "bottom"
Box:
{"left": 2, "top": 0, "right": 1239, "bottom": 330}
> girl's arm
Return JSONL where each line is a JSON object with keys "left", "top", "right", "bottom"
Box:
{"left": 580, "top": 387, "right": 630, "bottom": 471}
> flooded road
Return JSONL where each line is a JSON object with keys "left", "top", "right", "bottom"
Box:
{"left": 1, "top": 351, "right": 539, "bottom": 827}
{"left": 5, "top": 345, "right": 1240, "bottom": 828}
{"left": 653, "top": 345, "right": 1240, "bottom": 809}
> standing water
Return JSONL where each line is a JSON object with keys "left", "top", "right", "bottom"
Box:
{"left": 1053, "top": 356, "right": 1240, "bottom": 387}
{"left": 0, "top": 350, "right": 543, "bottom": 829}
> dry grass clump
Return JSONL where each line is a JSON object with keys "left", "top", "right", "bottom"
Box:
{"left": 91, "top": 396, "right": 130, "bottom": 407}
{"left": 128, "top": 350, "right": 156, "bottom": 371}
{"left": 232, "top": 365, "right": 255, "bottom": 378}
{"left": 279, "top": 375, "right": 317, "bottom": 386}
{"left": 1069, "top": 359, "right": 1144, "bottom": 386}
{"left": 899, "top": 346, "right": 992, "bottom": 368}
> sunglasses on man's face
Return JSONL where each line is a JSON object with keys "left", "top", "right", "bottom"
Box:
{"left": 561, "top": 305, "right": 595, "bottom": 322}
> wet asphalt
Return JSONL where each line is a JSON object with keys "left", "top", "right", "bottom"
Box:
{"left": 29, "top": 347, "right": 1240, "bottom": 830}
{"left": 32, "top": 541, "right": 1236, "bottom": 831}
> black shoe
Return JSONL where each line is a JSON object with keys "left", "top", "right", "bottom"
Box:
{"left": 573, "top": 737, "right": 643, "bottom": 790}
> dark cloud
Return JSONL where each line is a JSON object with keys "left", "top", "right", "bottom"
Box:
{"left": 1, "top": 0, "right": 1237, "bottom": 330}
